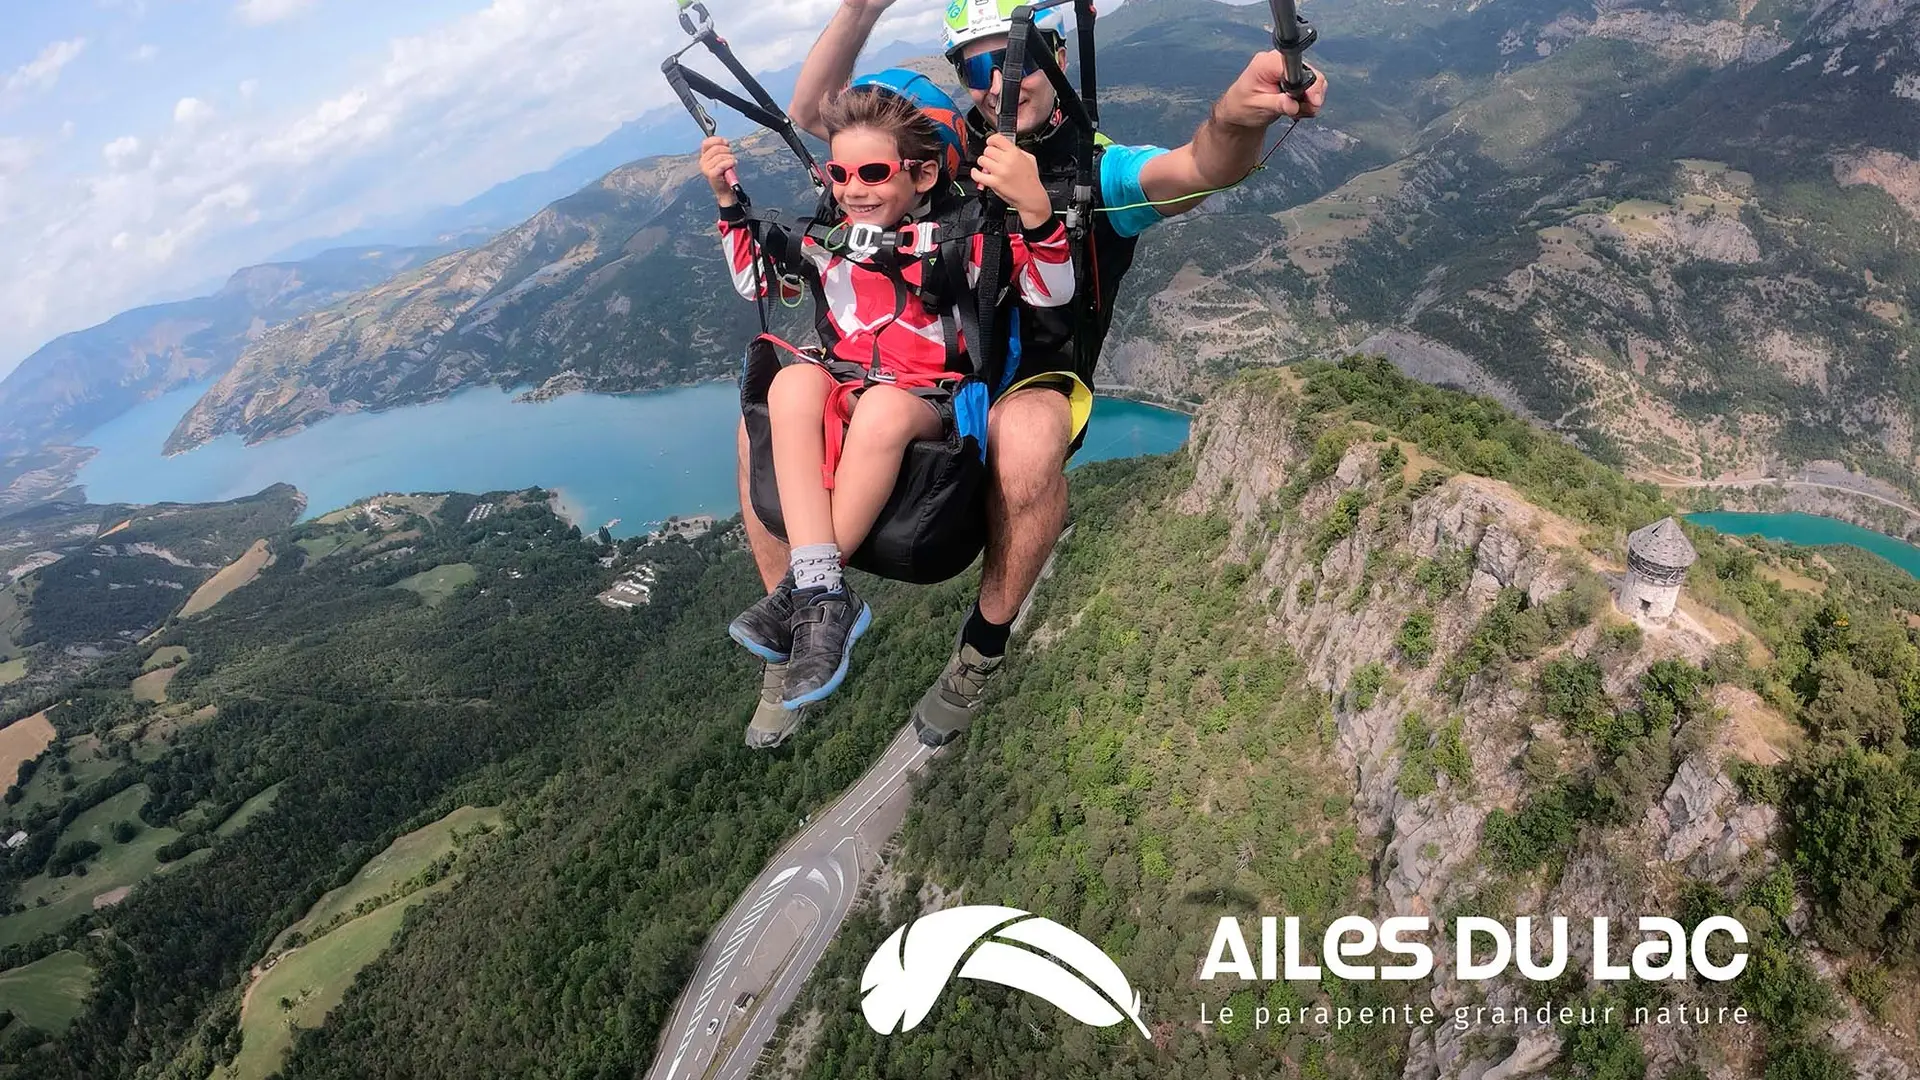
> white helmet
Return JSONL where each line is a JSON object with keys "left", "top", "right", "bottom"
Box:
{"left": 943, "top": 0, "right": 1070, "bottom": 60}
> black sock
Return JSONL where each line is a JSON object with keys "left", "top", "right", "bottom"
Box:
{"left": 961, "top": 603, "right": 1012, "bottom": 658}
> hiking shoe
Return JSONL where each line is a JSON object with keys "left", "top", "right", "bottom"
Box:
{"left": 729, "top": 573, "right": 796, "bottom": 663}
{"left": 746, "top": 661, "right": 807, "bottom": 749}
{"left": 911, "top": 638, "right": 1005, "bottom": 747}
{"left": 781, "top": 585, "right": 872, "bottom": 709}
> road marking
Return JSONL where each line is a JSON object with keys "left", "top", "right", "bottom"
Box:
{"left": 836, "top": 743, "right": 929, "bottom": 827}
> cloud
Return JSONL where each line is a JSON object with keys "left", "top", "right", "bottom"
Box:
{"left": 133, "top": 44, "right": 160, "bottom": 62}
{"left": 102, "top": 135, "right": 143, "bottom": 169}
{"left": 236, "top": 0, "right": 318, "bottom": 26}
{"left": 174, "top": 97, "right": 214, "bottom": 126}
{"left": 5, "top": 39, "right": 87, "bottom": 99}
{"left": 239, "top": 79, "right": 259, "bottom": 100}
{"left": 0, "top": 0, "right": 954, "bottom": 372}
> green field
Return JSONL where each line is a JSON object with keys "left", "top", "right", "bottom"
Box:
{"left": 0, "top": 657, "right": 26, "bottom": 685}
{"left": 220, "top": 878, "right": 457, "bottom": 1080}
{"left": 394, "top": 563, "right": 477, "bottom": 607}
{"left": 4, "top": 735, "right": 125, "bottom": 821}
{"left": 275, "top": 805, "right": 500, "bottom": 950}
{"left": 215, "top": 783, "right": 284, "bottom": 839}
{"left": 0, "top": 784, "right": 182, "bottom": 947}
{"left": 143, "top": 646, "right": 191, "bottom": 672}
{"left": 223, "top": 804, "right": 499, "bottom": 1080}
{"left": 0, "top": 950, "right": 92, "bottom": 1033}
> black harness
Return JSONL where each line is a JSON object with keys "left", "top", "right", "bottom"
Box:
{"left": 663, "top": 0, "right": 1106, "bottom": 584}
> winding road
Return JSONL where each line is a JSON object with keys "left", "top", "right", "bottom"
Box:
{"left": 645, "top": 726, "right": 940, "bottom": 1080}
{"left": 644, "top": 529, "right": 1069, "bottom": 1080}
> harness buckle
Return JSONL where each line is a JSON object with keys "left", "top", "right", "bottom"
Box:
{"left": 846, "top": 222, "right": 886, "bottom": 262}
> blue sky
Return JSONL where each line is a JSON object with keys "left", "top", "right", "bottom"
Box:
{"left": 0, "top": 0, "right": 951, "bottom": 377}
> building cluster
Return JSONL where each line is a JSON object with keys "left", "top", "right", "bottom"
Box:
{"left": 597, "top": 563, "right": 660, "bottom": 609}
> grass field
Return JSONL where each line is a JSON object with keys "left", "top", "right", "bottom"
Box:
{"left": 0, "top": 783, "right": 182, "bottom": 948}
{"left": 295, "top": 534, "right": 347, "bottom": 562}
{"left": 0, "top": 711, "right": 55, "bottom": 793}
{"left": 0, "top": 950, "right": 92, "bottom": 1033}
{"left": 221, "top": 878, "right": 457, "bottom": 1080}
{"left": 181, "top": 540, "right": 272, "bottom": 617}
{"left": 143, "top": 646, "right": 191, "bottom": 672}
{"left": 215, "top": 783, "right": 284, "bottom": 839}
{"left": 0, "top": 580, "right": 33, "bottom": 659}
{"left": 0, "top": 657, "right": 26, "bottom": 685}
{"left": 221, "top": 803, "right": 498, "bottom": 1080}
{"left": 3, "top": 734, "right": 123, "bottom": 820}
{"left": 274, "top": 805, "right": 500, "bottom": 950}
{"left": 394, "top": 563, "right": 477, "bottom": 607}
{"left": 130, "top": 667, "right": 179, "bottom": 703}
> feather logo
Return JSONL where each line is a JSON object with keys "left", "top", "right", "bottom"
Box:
{"left": 860, "top": 905, "right": 1150, "bottom": 1039}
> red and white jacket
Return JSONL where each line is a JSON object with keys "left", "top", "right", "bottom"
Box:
{"left": 718, "top": 207, "right": 1074, "bottom": 387}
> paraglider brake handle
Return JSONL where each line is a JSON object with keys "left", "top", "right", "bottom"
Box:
{"left": 1266, "top": 0, "right": 1318, "bottom": 98}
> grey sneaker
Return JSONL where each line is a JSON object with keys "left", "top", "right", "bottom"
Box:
{"left": 781, "top": 584, "right": 872, "bottom": 709}
{"left": 729, "top": 573, "right": 795, "bottom": 663}
{"left": 746, "top": 661, "right": 807, "bottom": 749}
{"left": 911, "top": 639, "right": 1005, "bottom": 747}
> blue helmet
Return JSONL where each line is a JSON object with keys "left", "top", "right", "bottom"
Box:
{"left": 848, "top": 68, "right": 969, "bottom": 178}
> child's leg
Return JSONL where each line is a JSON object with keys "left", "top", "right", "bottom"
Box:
{"left": 767, "top": 363, "right": 837, "bottom": 550}
{"left": 830, "top": 385, "right": 943, "bottom": 555}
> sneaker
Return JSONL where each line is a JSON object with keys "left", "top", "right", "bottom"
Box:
{"left": 745, "top": 661, "right": 807, "bottom": 749}
{"left": 911, "top": 637, "right": 1005, "bottom": 747}
{"left": 729, "top": 573, "right": 796, "bottom": 663}
{"left": 780, "top": 585, "right": 872, "bottom": 709}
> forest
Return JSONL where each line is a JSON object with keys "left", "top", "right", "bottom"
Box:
{"left": 0, "top": 364, "right": 1912, "bottom": 1078}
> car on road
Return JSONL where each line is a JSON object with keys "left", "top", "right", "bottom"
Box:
{"left": 705, "top": 1017, "right": 720, "bottom": 1036}
{"left": 734, "top": 992, "right": 754, "bottom": 1012}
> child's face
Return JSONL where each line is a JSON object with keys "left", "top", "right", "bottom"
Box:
{"left": 828, "top": 127, "right": 936, "bottom": 228}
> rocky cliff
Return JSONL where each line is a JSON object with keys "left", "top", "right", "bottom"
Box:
{"left": 1173, "top": 376, "right": 1913, "bottom": 1078}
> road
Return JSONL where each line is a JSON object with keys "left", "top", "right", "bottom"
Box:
{"left": 644, "top": 529, "right": 1071, "bottom": 1080}
{"left": 645, "top": 725, "right": 940, "bottom": 1080}
{"left": 1656, "top": 476, "right": 1920, "bottom": 518}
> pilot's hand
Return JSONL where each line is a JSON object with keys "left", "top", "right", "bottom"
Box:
{"left": 1214, "top": 54, "right": 1327, "bottom": 129}
{"left": 700, "top": 136, "right": 740, "bottom": 206}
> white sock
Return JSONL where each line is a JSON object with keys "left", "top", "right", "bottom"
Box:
{"left": 790, "top": 544, "right": 842, "bottom": 592}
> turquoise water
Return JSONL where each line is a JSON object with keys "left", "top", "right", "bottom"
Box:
{"left": 1686, "top": 511, "right": 1920, "bottom": 580}
{"left": 74, "top": 383, "right": 1191, "bottom": 538}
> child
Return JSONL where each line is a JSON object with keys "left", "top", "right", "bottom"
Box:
{"left": 703, "top": 82, "right": 1070, "bottom": 712}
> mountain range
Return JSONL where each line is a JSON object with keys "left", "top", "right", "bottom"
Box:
{"left": 129, "top": 0, "right": 1920, "bottom": 520}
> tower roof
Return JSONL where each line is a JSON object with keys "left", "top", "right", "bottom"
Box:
{"left": 1627, "top": 517, "right": 1697, "bottom": 569}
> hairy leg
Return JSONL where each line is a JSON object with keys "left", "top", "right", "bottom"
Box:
{"left": 767, "top": 364, "right": 838, "bottom": 549}
{"left": 830, "top": 386, "right": 942, "bottom": 555}
{"left": 979, "top": 387, "right": 1072, "bottom": 624}
{"left": 736, "top": 419, "right": 789, "bottom": 590}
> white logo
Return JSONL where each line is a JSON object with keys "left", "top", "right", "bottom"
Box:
{"left": 860, "top": 905, "right": 1151, "bottom": 1039}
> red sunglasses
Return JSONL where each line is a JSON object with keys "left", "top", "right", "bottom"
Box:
{"left": 824, "top": 159, "right": 926, "bottom": 186}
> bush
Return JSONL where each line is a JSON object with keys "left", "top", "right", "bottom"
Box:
{"left": 112, "top": 820, "right": 139, "bottom": 844}
{"left": 1484, "top": 784, "right": 1580, "bottom": 873}
{"left": 1348, "top": 663, "right": 1387, "bottom": 711}
{"left": 1785, "top": 747, "right": 1920, "bottom": 958}
{"left": 1761, "top": 1041, "right": 1852, "bottom": 1080}
{"left": 1398, "top": 611, "right": 1437, "bottom": 668}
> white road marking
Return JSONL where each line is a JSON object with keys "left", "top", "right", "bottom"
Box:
{"left": 836, "top": 743, "right": 928, "bottom": 827}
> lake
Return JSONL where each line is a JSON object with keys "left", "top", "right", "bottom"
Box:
{"left": 1687, "top": 511, "right": 1920, "bottom": 580}
{"left": 74, "top": 383, "right": 1192, "bottom": 539}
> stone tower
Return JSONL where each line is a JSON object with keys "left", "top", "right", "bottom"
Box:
{"left": 1618, "top": 517, "right": 1697, "bottom": 620}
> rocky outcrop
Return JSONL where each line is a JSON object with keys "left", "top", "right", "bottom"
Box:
{"left": 1178, "top": 378, "right": 1887, "bottom": 1078}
